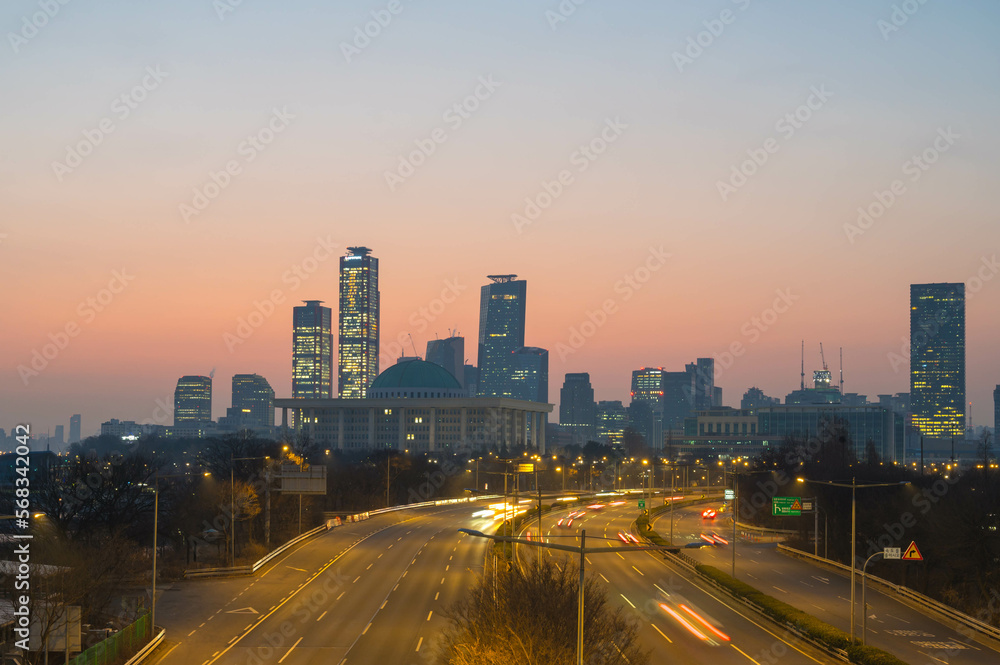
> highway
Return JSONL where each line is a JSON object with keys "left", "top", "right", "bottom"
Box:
{"left": 657, "top": 502, "right": 1000, "bottom": 665}
{"left": 519, "top": 499, "right": 840, "bottom": 665}
{"left": 149, "top": 503, "right": 497, "bottom": 665}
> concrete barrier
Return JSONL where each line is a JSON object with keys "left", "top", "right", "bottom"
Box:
{"left": 122, "top": 626, "right": 165, "bottom": 665}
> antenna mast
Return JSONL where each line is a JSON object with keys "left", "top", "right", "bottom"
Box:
{"left": 800, "top": 340, "right": 805, "bottom": 390}
{"left": 839, "top": 347, "right": 844, "bottom": 394}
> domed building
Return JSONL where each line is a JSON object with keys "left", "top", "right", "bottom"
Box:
{"left": 276, "top": 358, "right": 551, "bottom": 453}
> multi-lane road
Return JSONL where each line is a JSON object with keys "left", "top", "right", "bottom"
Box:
{"left": 149, "top": 504, "right": 497, "bottom": 665}
{"left": 656, "top": 502, "right": 1000, "bottom": 665}
{"left": 145, "top": 495, "right": 1000, "bottom": 665}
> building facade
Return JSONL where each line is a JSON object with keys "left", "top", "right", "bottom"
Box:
{"left": 227, "top": 374, "right": 275, "bottom": 428}
{"left": 276, "top": 360, "right": 550, "bottom": 452}
{"left": 559, "top": 373, "right": 596, "bottom": 441}
{"left": 741, "top": 387, "right": 780, "bottom": 410}
{"left": 910, "top": 283, "right": 965, "bottom": 437}
{"left": 339, "top": 247, "right": 380, "bottom": 398}
{"left": 174, "top": 375, "right": 212, "bottom": 425}
{"left": 596, "top": 400, "right": 627, "bottom": 446}
{"left": 293, "top": 300, "right": 333, "bottom": 398}
{"left": 476, "top": 275, "right": 526, "bottom": 397}
{"left": 510, "top": 347, "right": 549, "bottom": 403}
{"left": 994, "top": 385, "right": 999, "bottom": 442}
{"left": 69, "top": 414, "right": 81, "bottom": 444}
{"left": 426, "top": 336, "right": 465, "bottom": 386}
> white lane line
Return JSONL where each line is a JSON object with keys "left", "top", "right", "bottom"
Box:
{"left": 277, "top": 637, "right": 303, "bottom": 663}
{"left": 353, "top": 576, "right": 361, "bottom": 583}
{"left": 651, "top": 623, "right": 673, "bottom": 643}
{"left": 732, "top": 643, "right": 763, "bottom": 665}
{"left": 585, "top": 557, "right": 592, "bottom": 565}
{"left": 381, "top": 600, "right": 387, "bottom": 609}
{"left": 886, "top": 613, "right": 910, "bottom": 624}
{"left": 199, "top": 623, "right": 205, "bottom": 628}
{"left": 799, "top": 580, "right": 813, "bottom": 587}
{"left": 617, "top": 553, "right": 625, "bottom": 560}
{"left": 773, "top": 586, "right": 788, "bottom": 594}
{"left": 620, "top": 594, "right": 636, "bottom": 609}
{"left": 377, "top": 553, "right": 383, "bottom": 559}
{"left": 632, "top": 566, "right": 644, "bottom": 576}
{"left": 317, "top": 610, "right": 328, "bottom": 622}
{"left": 600, "top": 573, "right": 610, "bottom": 583}
{"left": 362, "top": 622, "right": 372, "bottom": 635}
{"left": 811, "top": 576, "right": 829, "bottom": 584}
{"left": 427, "top": 611, "right": 433, "bottom": 621}
{"left": 434, "top": 592, "right": 439, "bottom": 600}
{"left": 747, "top": 573, "right": 758, "bottom": 580}
{"left": 187, "top": 630, "right": 197, "bottom": 637}
{"left": 337, "top": 591, "right": 346, "bottom": 600}
{"left": 415, "top": 637, "right": 424, "bottom": 652}
{"left": 441, "top": 577, "right": 445, "bottom": 584}
{"left": 367, "top": 564, "right": 373, "bottom": 570}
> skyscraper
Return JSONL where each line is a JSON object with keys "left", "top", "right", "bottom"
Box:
{"left": 477, "top": 275, "right": 526, "bottom": 397}
{"left": 597, "top": 400, "right": 627, "bottom": 446}
{"left": 69, "top": 414, "right": 81, "bottom": 444}
{"left": 510, "top": 347, "right": 549, "bottom": 403}
{"left": 559, "top": 373, "right": 596, "bottom": 441}
{"left": 174, "top": 375, "right": 213, "bottom": 425}
{"left": 993, "top": 385, "right": 999, "bottom": 442}
{"left": 231, "top": 374, "right": 275, "bottom": 428}
{"left": 339, "top": 247, "right": 380, "bottom": 399}
{"left": 662, "top": 371, "right": 695, "bottom": 431}
{"left": 685, "top": 358, "right": 716, "bottom": 411}
{"left": 426, "top": 336, "right": 464, "bottom": 386}
{"left": 293, "top": 300, "right": 333, "bottom": 398}
{"left": 54, "top": 425, "right": 64, "bottom": 446}
{"left": 910, "top": 283, "right": 965, "bottom": 438}
{"left": 630, "top": 368, "right": 664, "bottom": 445}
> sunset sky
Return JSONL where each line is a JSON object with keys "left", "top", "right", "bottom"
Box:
{"left": 2, "top": 0, "right": 998, "bottom": 441}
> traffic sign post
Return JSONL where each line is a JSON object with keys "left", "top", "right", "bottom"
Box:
{"left": 901, "top": 541, "right": 923, "bottom": 561}
{"left": 724, "top": 489, "right": 735, "bottom": 500}
{"left": 772, "top": 497, "right": 803, "bottom": 516}
{"left": 884, "top": 547, "right": 901, "bottom": 560}
{"left": 638, "top": 500, "right": 645, "bottom": 509}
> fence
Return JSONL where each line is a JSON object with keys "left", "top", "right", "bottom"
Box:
{"left": 69, "top": 613, "right": 150, "bottom": 665}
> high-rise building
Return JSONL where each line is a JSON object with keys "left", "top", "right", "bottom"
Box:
{"left": 463, "top": 364, "right": 478, "bottom": 398}
{"left": 685, "top": 358, "right": 716, "bottom": 411}
{"left": 630, "top": 368, "right": 665, "bottom": 444}
{"left": 597, "top": 400, "right": 627, "bottom": 446}
{"left": 713, "top": 386, "right": 723, "bottom": 408}
{"left": 426, "top": 336, "right": 464, "bottom": 386}
{"left": 510, "top": 347, "right": 549, "bottom": 403}
{"left": 910, "top": 283, "right": 965, "bottom": 438}
{"left": 69, "top": 414, "right": 81, "bottom": 444}
{"left": 339, "top": 247, "right": 380, "bottom": 399}
{"left": 477, "top": 275, "right": 526, "bottom": 397}
{"left": 53, "top": 425, "right": 64, "bottom": 446}
{"left": 293, "top": 300, "right": 333, "bottom": 398}
{"left": 630, "top": 368, "right": 664, "bottom": 406}
{"left": 174, "top": 375, "right": 213, "bottom": 425}
{"left": 994, "top": 385, "right": 999, "bottom": 442}
{"left": 662, "top": 371, "right": 695, "bottom": 431}
{"left": 559, "top": 373, "right": 596, "bottom": 441}
{"left": 230, "top": 374, "right": 275, "bottom": 428}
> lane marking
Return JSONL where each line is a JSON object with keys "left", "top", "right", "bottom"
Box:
{"left": 632, "top": 566, "right": 644, "bottom": 576}
{"left": 620, "top": 594, "right": 636, "bottom": 609}
{"left": 434, "top": 592, "right": 439, "bottom": 600}
{"left": 187, "top": 630, "right": 197, "bottom": 637}
{"left": 731, "top": 643, "right": 762, "bottom": 665}
{"left": 317, "top": 611, "right": 327, "bottom": 622}
{"left": 599, "top": 573, "right": 610, "bottom": 583}
{"left": 416, "top": 637, "right": 423, "bottom": 652}
{"left": 277, "top": 637, "right": 303, "bottom": 664}
{"left": 651, "top": 623, "right": 673, "bottom": 643}
{"left": 353, "top": 576, "right": 361, "bottom": 583}
{"left": 427, "top": 611, "right": 433, "bottom": 621}
{"left": 337, "top": 591, "right": 346, "bottom": 600}
{"left": 772, "top": 586, "right": 788, "bottom": 594}
{"left": 381, "top": 601, "right": 387, "bottom": 609}
{"left": 362, "top": 622, "right": 371, "bottom": 635}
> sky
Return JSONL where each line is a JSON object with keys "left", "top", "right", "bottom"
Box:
{"left": 2, "top": 0, "right": 999, "bottom": 442}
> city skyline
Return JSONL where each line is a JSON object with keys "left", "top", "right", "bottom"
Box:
{"left": 3, "top": 1, "right": 999, "bottom": 438}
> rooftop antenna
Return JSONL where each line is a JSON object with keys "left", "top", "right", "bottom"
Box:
{"left": 839, "top": 347, "right": 844, "bottom": 394}
{"left": 800, "top": 340, "right": 805, "bottom": 390}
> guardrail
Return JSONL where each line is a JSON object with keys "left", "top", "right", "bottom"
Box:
{"left": 184, "top": 495, "right": 496, "bottom": 579}
{"left": 122, "top": 626, "right": 165, "bottom": 665}
{"left": 777, "top": 544, "right": 1000, "bottom": 643}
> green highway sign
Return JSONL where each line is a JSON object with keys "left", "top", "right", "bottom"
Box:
{"left": 638, "top": 500, "right": 646, "bottom": 509}
{"left": 725, "top": 489, "right": 735, "bottom": 500}
{"left": 772, "top": 496, "right": 803, "bottom": 516}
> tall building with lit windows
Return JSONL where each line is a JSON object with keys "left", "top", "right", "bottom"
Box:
{"left": 476, "top": 275, "right": 526, "bottom": 397}
{"left": 339, "top": 247, "right": 380, "bottom": 399}
{"left": 560, "top": 373, "right": 596, "bottom": 441}
{"left": 510, "top": 347, "right": 548, "bottom": 403}
{"left": 230, "top": 374, "right": 275, "bottom": 428}
{"left": 174, "top": 375, "right": 213, "bottom": 425}
{"left": 993, "top": 385, "right": 999, "bottom": 443}
{"left": 597, "top": 400, "right": 627, "bottom": 446}
{"left": 293, "top": 300, "right": 333, "bottom": 398}
{"left": 910, "top": 283, "right": 965, "bottom": 438}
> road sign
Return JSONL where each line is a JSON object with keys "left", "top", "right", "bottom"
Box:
{"left": 638, "top": 500, "right": 645, "bottom": 509}
{"left": 902, "top": 541, "right": 923, "bottom": 561}
{"left": 517, "top": 463, "right": 534, "bottom": 473}
{"left": 801, "top": 499, "right": 814, "bottom": 512}
{"left": 724, "top": 489, "right": 735, "bottom": 500}
{"left": 884, "top": 547, "right": 901, "bottom": 560}
{"left": 772, "top": 497, "right": 803, "bottom": 516}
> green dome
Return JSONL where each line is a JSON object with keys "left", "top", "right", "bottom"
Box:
{"left": 369, "top": 360, "right": 462, "bottom": 391}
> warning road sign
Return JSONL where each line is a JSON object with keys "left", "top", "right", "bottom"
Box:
{"left": 901, "top": 541, "right": 923, "bottom": 561}
{"left": 772, "top": 497, "right": 803, "bottom": 516}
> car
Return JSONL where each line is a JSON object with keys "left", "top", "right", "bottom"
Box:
{"left": 701, "top": 508, "right": 717, "bottom": 519}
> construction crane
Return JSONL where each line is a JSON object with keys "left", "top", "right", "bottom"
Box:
{"left": 819, "top": 343, "right": 828, "bottom": 371}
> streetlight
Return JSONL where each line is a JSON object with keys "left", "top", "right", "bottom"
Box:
{"left": 861, "top": 551, "right": 883, "bottom": 645}
{"left": 459, "top": 528, "right": 674, "bottom": 665}
{"left": 797, "top": 477, "right": 909, "bottom": 642}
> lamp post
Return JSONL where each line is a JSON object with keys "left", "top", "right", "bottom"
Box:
{"left": 797, "top": 476, "right": 908, "bottom": 642}
{"left": 861, "top": 551, "right": 883, "bottom": 645}
{"left": 459, "top": 528, "right": 674, "bottom": 665}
